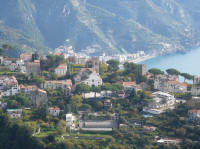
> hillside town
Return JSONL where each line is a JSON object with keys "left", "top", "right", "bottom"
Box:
{"left": 0, "top": 46, "right": 200, "bottom": 149}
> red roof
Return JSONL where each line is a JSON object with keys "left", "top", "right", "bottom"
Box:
{"left": 166, "top": 80, "right": 187, "bottom": 87}
{"left": 46, "top": 80, "right": 72, "bottom": 86}
{"left": 189, "top": 109, "right": 200, "bottom": 114}
{"left": 20, "top": 84, "right": 38, "bottom": 90}
{"left": 49, "top": 107, "right": 60, "bottom": 110}
{"left": 120, "top": 81, "right": 137, "bottom": 87}
{"left": 104, "top": 99, "right": 111, "bottom": 103}
{"left": 55, "top": 64, "right": 67, "bottom": 70}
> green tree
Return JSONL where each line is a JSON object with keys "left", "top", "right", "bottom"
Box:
{"left": 80, "top": 104, "right": 92, "bottom": 111}
{"left": 111, "top": 83, "right": 124, "bottom": 92}
{"left": 149, "top": 68, "right": 164, "bottom": 78}
{"left": 14, "top": 93, "right": 30, "bottom": 107}
{"left": 166, "top": 68, "right": 180, "bottom": 76}
{"left": 94, "top": 101, "right": 104, "bottom": 111}
{"left": 32, "top": 52, "right": 39, "bottom": 61}
{"left": 107, "top": 60, "right": 120, "bottom": 72}
{"left": 70, "top": 95, "right": 82, "bottom": 112}
{"left": 7, "top": 100, "right": 20, "bottom": 109}
{"left": 40, "top": 54, "right": 64, "bottom": 71}
{"left": 180, "top": 73, "right": 193, "bottom": 82}
{"left": 0, "top": 112, "right": 44, "bottom": 149}
{"left": 32, "top": 107, "right": 47, "bottom": 121}
{"left": 99, "top": 63, "right": 108, "bottom": 75}
{"left": 57, "top": 120, "right": 67, "bottom": 135}
{"left": 75, "top": 83, "right": 91, "bottom": 94}
{"left": 2, "top": 44, "right": 14, "bottom": 50}
{"left": 30, "top": 73, "right": 45, "bottom": 86}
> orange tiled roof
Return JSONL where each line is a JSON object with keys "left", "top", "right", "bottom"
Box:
{"left": 166, "top": 80, "right": 187, "bottom": 87}
{"left": 49, "top": 107, "right": 60, "bottom": 110}
{"left": 20, "top": 84, "right": 38, "bottom": 90}
{"left": 119, "top": 81, "right": 137, "bottom": 87}
{"left": 189, "top": 109, "right": 200, "bottom": 114}
{"left": 46, "top": 80, "right": 72, "bottom": 85}
{"left": 55, "top": 64, "right": 67, "bottom": 70}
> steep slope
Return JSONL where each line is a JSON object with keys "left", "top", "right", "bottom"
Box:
{"left": 0, "top": 0, "right": 50, "bottom": 53}
{"left": 0, "top": 0, "right": 200, "bottom": 55}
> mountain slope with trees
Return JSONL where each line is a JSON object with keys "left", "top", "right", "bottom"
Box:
{"left": 0, "top": 0, "right": 200, "bottom": 55}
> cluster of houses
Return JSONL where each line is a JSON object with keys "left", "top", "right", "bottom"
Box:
{"left": 0, "top": 76, "right": 19, "bottom": 97}
{"left": 143, "top": 91, "right": 176, "bottom": 114}
{"left": 1, "top": 48, "right": 200, "bottom": 134}
{"left": 153, "top": 74, "right": 187, "bottom": 93}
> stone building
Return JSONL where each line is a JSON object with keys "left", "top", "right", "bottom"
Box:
{"left": 87, "top": 57, "right": 100, "bottom": 73}
{"left": 28, "top": 89, "right": 48, "bottom": 107}
{"left": 138, "top": 64, "right": 147, "bottom": 76}
{"left": 25, "top": 60, "right": 41, "bottom": 75}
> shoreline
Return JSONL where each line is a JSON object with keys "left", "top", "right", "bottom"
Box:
{"left": 130, "top": 55, "right": 156, "bottom": 64}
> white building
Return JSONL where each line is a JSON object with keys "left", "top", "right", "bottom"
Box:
{"left": 82, "top": 92, "right": 101, "bottom": 99}
{"left": 3, "top": 59, "right": 12, "bottom": 66}
{"left": 48, "top": 107, "right": 61, "bottom": 116}
{"left": 0, "top": 56, "right": 3, "bottom": 64}
{"left": 19, "top": 65, "right": 26, "bottom": 73}
{"left": 191, "top": 76, "right": 200, "bottom": 96}
{"left": 16, "top": 59, "right": 24, "bottom": 66}
{"left": 55, "top": 64, "right": 67, "bottom": 77}
{"left": 143, "top": 91, "right": 175, "bottom": 114}
{"left": 119, "top": 81, "right": 138, "bottom": 93}
{"left": 7, "top": 109, "right": 22, "bottom": 119}
{"left": 66, "top": 113, "right": 76, "bottom": 129}
{"left": 100, "top": 91, "right": 113, "bottom": 98}
{"left": 157, "top": 138, "right": 181, "bottom": 144}
{"left": 8, "top": 63, "right": 17, "bottom": 71}
{"left": 83, "top": 72, "right": 103, "bottom": 87}
{"left": 74, "top": 68, "right": 103, "bottom": 87}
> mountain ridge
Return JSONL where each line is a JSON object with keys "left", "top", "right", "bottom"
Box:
{"left": 0, "top": 0, "right": 200, "bottom": 55}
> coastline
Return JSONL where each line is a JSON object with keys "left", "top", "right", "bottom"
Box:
{"left": 131, "top": 54, "right": 156, "bottom": 64}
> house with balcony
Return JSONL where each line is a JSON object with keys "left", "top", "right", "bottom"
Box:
{"left": 48, "top": 107, "right": 61, "bottom": 116}
{"left": 143, "top": 91, "right": 176, "bottom": 114}
{"left": 55, "top": 64, "right": 67, "bottom": 77}
{"left": 188, "top": 109, "right": 200, "bottom": 124}
{"left": 7, "top": 109, "right": 22, "bottom": 119}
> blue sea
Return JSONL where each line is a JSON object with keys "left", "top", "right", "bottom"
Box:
{"left": 141, "top": 47, "right": 200, "bottom": 76}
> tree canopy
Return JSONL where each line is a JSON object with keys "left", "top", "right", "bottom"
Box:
{"left": 180, "top": 73, "right": 194, "bottom": 82}
{"left": 40, "top": 54, "right": 65, "bottom": 71}
{"left": 166, "top": 68, "right": 180, "bottom": 76}
{"left": 107, "top": 60, "right": 119, "bottom": 72}
{"left": 149, "top": 68, "right": 164, "bottom": 75}
{"left": 75, "top": 83, "right": 91, "bottom": 94}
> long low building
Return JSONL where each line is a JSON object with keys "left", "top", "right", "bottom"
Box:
{"left": 79, "top": 120, "right": 116, "bottom": 131}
